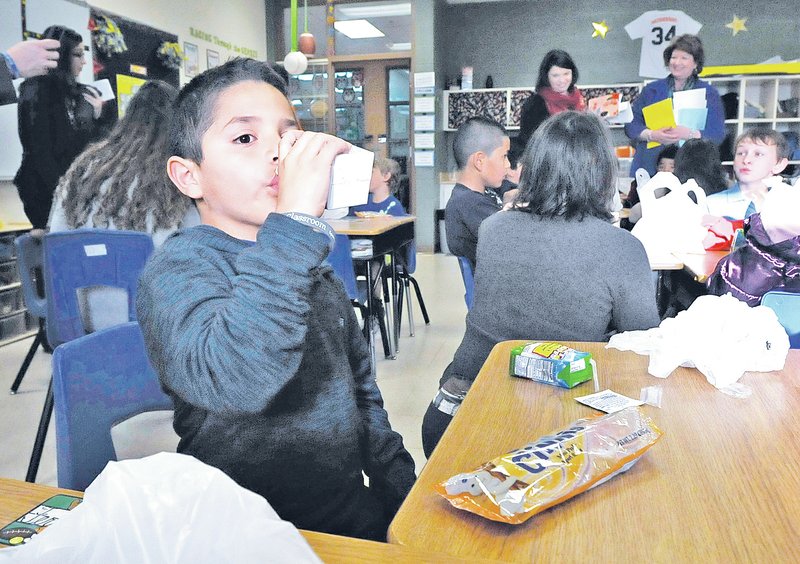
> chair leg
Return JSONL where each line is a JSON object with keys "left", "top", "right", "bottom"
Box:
{"left": 375, "top": 303, "right": 391, "bottom": 358}
{"left": 404, "top": 276, "right": 416, "bottom": 337}
{"left": 408, "top": 275, "right": 430, "bottom": 325}
{"left": 10, "top": 326, "right": 44, "bottom": 394}
{"left": 26, "top": 377, "right": 54, "bottom": 483}
{"left": 396, "top": 280, "right": 405, "bottom": 333}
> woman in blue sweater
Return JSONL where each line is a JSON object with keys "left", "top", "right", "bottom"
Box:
{"left": 625, "top": 34, "right": 724, "bottom": 176}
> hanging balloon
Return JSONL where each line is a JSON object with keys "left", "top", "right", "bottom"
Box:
{"left": 298, "top": 0, "right": 315, "bottom": 55}
{"left": 310, "top": 99, "right": 328, "bottom": 119}
{"left": 298, "top": 32, "right": 316, "bottom": 55}
{"left": 283, "top": 51, "right": 308, "bottom": 75}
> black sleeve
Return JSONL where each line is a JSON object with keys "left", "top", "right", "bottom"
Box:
{"left": 0, "top": 59, "right": 16, "bottom": 105}
{"left": 519, "top": 94, "right": 548, "bottom": 143}
{"left": 16, "top": 79, "right": 62, "bottom": 189}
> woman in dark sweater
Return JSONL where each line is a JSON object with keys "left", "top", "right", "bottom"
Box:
{"left": 14, "top": 25, "right": 112, "bottom": 227}
{"left": 518, "top": 50, "right": 585, "bottom": 148}
{"left": 422, "top": 111, "right": 660, "bottom": 456}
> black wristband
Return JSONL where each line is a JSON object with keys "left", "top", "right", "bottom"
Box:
{"left": 282, "top": 212, "right": 336, "bottom": 250}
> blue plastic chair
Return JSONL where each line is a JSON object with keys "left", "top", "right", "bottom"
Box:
{"left": 52, "top": 322, "right": 173, "bottom": 490}
{"left": 761, "top": 290, "right": 800, "bottom": 349}
{"left": 26, "top": 229, "right": 154, "bottom": 482}
{"left": 10, "top": 234, "right": 48, "bottom": 394}
{"left": 328, "top": 234, "right": 390, "bottom": 359}
{"left": 457, "top": 256, "right": 474, "bottom": 310}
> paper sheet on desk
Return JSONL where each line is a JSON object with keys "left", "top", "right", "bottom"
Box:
{"left": 0, "top": 453, "right": 321, "bottom": 563}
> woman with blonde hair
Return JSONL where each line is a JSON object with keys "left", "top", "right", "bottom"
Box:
{"left": 49, "top": 80, "right": 198, "bottom": 245}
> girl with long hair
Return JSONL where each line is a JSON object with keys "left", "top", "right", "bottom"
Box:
{"left": 49, "top": 80, "right": 198, "bottom": 245}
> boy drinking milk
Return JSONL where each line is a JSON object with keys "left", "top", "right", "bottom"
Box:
{"left": 136, "top": 58, "right": 415, "bottom": 541}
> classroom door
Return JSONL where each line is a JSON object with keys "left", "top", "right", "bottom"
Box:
{"left": 332, "top": 58, "right": 411, "bottom": 207}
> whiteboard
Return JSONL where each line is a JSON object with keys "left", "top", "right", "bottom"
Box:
{"left": 0, "top": 0, "right": 92, "bottom": 180}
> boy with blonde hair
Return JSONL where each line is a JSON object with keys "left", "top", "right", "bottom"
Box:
{"left": 706, "top": 127, "right": 789, "bottom": 219}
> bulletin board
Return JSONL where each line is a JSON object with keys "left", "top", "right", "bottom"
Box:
{"left": 90, "top": 7, "right": 179, "bottom": 117}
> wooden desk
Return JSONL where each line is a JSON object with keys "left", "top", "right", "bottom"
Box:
{"left": 0, "top": 478, "right": 478, "bottom": 563}
{"left": 389, "top": 341, "right": 800, "bottom": 563}
{"left": 328, "top": 215, "right": 416, "bottom": 358}
{"left": 676, "top": 250, "right": 729, "bottom": 283}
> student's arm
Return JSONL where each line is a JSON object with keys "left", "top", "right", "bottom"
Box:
{"left": 625, "top": 82, "right": 657, "bottom": 142}
{"left": 137, "top": 214, "right": 332, "bottom": 415}
{"left": 345, "top": 306, "right": 416, "bottom": 517}
{"left": 0, "top": 58, "right": 15, "bottom": 105}
{"left": 17, "top": 79, "right": 62, "bottom": 188}
{"left": 519, "top": 94, "right": 548, "bottom": 142}
{"left": 610, "top": 235, "right": 661, "bottom": 331}
{"left": 462, "top": 193, "right": 500, "bottom": 240}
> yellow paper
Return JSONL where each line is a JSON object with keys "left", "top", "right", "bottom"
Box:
{"left": 641, "top": 98, "right": 676, "bottom": 149}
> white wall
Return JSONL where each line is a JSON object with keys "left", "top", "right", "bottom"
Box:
{"left": 92, "top": 0, "right": 268, "bottom": 84}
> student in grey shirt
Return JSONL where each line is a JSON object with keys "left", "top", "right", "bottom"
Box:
{"left": 423, "top": 111, "right": 660, "bottom": 456}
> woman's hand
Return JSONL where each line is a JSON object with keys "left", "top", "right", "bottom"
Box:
{"left": 276, "top": 131, "right": 352, "bottom": 217}
{"left": 83, "top": 90, "right": 104, "bottom": 119}
{"left": 649, "top": 127, "right": 682, "bottom": 146}
{"left": 669, "top": 125, "right": 696, "bottom": 141}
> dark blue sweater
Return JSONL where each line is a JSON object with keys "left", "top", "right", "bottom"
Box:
{"left": 625, "top": 77, "right": 725, "bottom": 176}
{"left": 136, "top": 213, "right": 415, "bottom": 538}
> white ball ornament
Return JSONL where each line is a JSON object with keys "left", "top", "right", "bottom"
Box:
{"left": 283, "top": 51, "right": 308, "bottom": 75}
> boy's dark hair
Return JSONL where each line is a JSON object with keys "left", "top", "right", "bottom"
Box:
{"left": 536, "top": 49, "right": 579, "bottom": 92}
{"left": 735, "top": 127, "right": 789, "bottom": 159}
{"left": 514, "top": 111, "right": 615, "bottom": 221}
{"left": 663, "top": 34, "right": 705, "bottom": 75}
{"left": 452, "top": 116, "right": 507, "bottom": 170}
{"left": 508, "top": 137, "right": 526, "bottom": 170}
{"left": 170, "top": 58, "right": 288, "bottom": 163}
{"left": 674, "top": 139, "right": 728, "bottom": 196}
{"left": 657, "top": 145, "right": 679, "bottom": 165}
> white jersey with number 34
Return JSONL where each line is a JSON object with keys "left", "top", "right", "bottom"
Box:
{"left": 625, "top": 10, "right": 702, "bottom": 79}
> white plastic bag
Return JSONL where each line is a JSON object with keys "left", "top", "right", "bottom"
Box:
{"left": 0, "top": 453, "right": 322, "bottom": 563}
{"left": 607, "top": 294, "right": 790, "bottom": 390}
{"left": 631, "top": 171, "right": 709, "bottom": 260}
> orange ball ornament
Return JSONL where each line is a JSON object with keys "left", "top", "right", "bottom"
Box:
{"left": 298, "top": 33, "right": 316, "bottom": 56}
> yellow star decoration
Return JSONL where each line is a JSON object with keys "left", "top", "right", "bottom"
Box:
{"left": 592, "top": 20, "right": 609, "bottom": 39}
{"left": 726, "top": 15, "right": 748, "bottom": 36}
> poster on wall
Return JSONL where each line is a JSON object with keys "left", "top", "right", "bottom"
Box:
{"left": 116, "top": 74, "right": 147, "bottom": 118}
{"left": 624, "top": 10, "right": 702, "bottom": 78}
{"left": 184, "top": 42, "right": 199, "bottom": 77}
{"left": 207, "top": 49, "right": 220, "bottom": 69}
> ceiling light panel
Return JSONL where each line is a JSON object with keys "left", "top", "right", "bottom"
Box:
{"left": 333, "top": 19, "right": 386, "bottom": 39}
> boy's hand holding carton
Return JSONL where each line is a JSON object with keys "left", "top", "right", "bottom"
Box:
{"left": 276, "top": 131, "right": 352, "bottom": 217}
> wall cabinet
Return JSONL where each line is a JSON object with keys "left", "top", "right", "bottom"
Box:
{"left": 705, "top": 74, "right": 800, "bottom": 164}
{"left": 0, "top": 231, "right": 36, "bottom": 346}
{"left": 442, "top": 83, "right": 642, "bottom": 131}
{"left": 442, "top": 75, "right": 800, "bottom": 166}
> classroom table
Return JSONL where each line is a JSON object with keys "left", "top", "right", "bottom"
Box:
{"left": 327, "top": 215, "right": 415, "bottom": 358}
{"left": 0, "top": 477, "right": 481, "bottom": 563}
{"left": 388, "top": 340, "right": 800, "bottom": 563}
{"left": 675, "top": 250, "right": 729, "bottom": 283}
